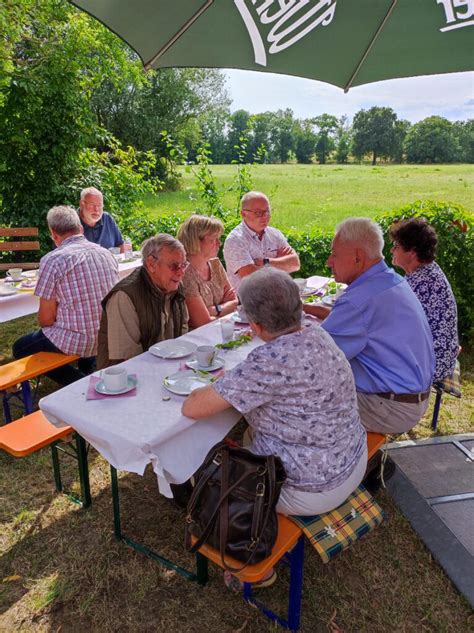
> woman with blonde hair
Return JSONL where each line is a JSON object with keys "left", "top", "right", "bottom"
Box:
{"left": 177, "top": 215, "right": 238, "bottom": 328}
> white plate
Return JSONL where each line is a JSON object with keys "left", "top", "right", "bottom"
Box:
{"left": 0, "top": 287, "right": 17, "bottom": 297}
{"left": 163, "top": 370, "right": 215, "bottom": 396}
{"left": 149, "top": 340, "right": 197, "bottom": 359}
{"left": 23, "top": 270, "right": 38, "bottom": 278}
{"left": 185, "top": 357, "right": 225, "bottom": 372}
{"left": 300, "top": 286, "right": 322, "bottom": 298}
{"left": 322, "top": 290, "right": 345, "bottom": 306}
{"left": 95, "top": 375, "right": 138, "bottom": 395}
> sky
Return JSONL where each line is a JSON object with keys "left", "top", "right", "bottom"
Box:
{"left": 224, "top": 70, "right": 474, "bottom": 124}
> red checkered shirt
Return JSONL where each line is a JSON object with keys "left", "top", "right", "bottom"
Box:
{"left": 35, "top": 235, "right": 119, "bottom": 356}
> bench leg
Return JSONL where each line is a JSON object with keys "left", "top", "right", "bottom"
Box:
{"left": 431, "top": 389, "right": 443, "bottom": 431}
{"left": 2, "top": 390, "right": 12, "bottom": 424}
{"left": 196, "top": 552, "right": 209, "bottom": 586}
{"left": 287, "top": 535, "right": 305, "bottom": 632}
{"left": 21, "top": 380, "right": 33, "bottom": 414}
{"left": 51, "top": 442, "right": 63, "bottom": 492}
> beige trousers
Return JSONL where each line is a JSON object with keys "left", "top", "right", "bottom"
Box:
{"left": 357, "top": 392, "right": 430, "bottom": 434}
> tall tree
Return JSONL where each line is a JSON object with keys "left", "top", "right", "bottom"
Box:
{"left": 270, "top": 109, "right": 296, "bottom": 163}
{"left": 226, "top": 110, "right": 251, "bottom": 162}
{"left": 335, "top": 115, "right": 352, "bottom": 164}
{"left": 453, "top": 119, "right": 474, "bottom": 163}
{"left": 352, "top": 106, "right": 398, "bottom": 165}
{"left": 294, "top": 119, "right": 316, "bottom": 164}
{"left": 314, "top": 114, "right": 339, "bottom": 164}
{"left": 391, "top": 119, "right": 411, "bottom": 163}
{"left": 405, "top": 116, "right": 461, "bottom": 164}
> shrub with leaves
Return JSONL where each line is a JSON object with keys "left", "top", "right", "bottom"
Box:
{"left": 377, "top": 200, "right": 474, "bottom": 341}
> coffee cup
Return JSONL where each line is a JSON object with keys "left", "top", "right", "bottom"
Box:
{"left": 294, "top": 278, "right": 307, "bottom": 293}
{"left": 220, "top": 317, "right": 234, "bottom": 343}
{"left": 196, "top": 345, "right": 216, "bottom": 368}
{"left": 101, "top": 366, "right": 128, "bottom": 392}
{"left": 237, "top": 305, "right": 248, "bottom": 322}
{"left": 7, "top": 268, "right": 23, "bottom": 281}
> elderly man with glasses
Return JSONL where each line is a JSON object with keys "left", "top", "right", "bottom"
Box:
{"left": 223, "top": 191, "right": 300, "bottom": 291}
{"left": 97, "top": 234, "right": 189, "bottom": 368}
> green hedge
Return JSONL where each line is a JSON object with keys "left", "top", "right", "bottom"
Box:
{"left": 122, "top": 199, "right": 473, "bottom": 342}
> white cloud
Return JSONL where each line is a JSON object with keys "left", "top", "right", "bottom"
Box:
{"left": 224, "top": 70, "right": 474, "bottom": 123}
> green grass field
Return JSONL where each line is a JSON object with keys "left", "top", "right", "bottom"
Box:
{"left": 144, "top": 164, "right": 474, "bottom": 231}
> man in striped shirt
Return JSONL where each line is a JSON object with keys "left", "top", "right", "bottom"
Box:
{"left": 13, "top": 205, "right": 119, "bottom": 385}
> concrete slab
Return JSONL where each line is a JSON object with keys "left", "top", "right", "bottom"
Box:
{"left": 385, "top": 434, "right": 474, "bottom": 608}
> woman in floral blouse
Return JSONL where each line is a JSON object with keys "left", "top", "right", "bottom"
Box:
{"left": 390, "top": 218, "right": 459, "bottom": 382}
{"left": 177, "top": 215, "right": 238, "bottom": 328}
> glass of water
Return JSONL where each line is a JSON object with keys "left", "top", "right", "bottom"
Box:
{"left": 220, "top": 317, "right": 234, "bottom": 343}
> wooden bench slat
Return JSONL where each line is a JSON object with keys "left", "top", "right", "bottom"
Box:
{"left": 0, "top": 352, "right": 81, "bottom": 390}
{"left": 0, "top": 410, "right": 73, "bottom": 457}
{"left": 0, "top": 241, "right": 40, "bottom": 251}
{"left": 0, "top": 228, "right": 39, "bottom": 237}
{"left": 0, "top": 262, "right": 39, "bottom": 271}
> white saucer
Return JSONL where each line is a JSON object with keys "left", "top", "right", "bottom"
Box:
{"left": 149, "top": 340, "right": 197, "bottom": 359}
{"left": 0, "top": 287, "right": 17, "bottom": 297}
{"left": 185, "top": 358, "right": 225, "bottom": 372}
{"left": 300, "top": 286, "right": 321, "bottom": 298}
{"left": 95, "top": 375, "right": 137, "bottom": 395}
{"left": 163, "top": 370, "right": 215, "bottom": 396}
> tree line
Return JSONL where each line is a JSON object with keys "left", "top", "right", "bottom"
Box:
{"left": 1, "top": 0, "right": 472, "bottom": 238}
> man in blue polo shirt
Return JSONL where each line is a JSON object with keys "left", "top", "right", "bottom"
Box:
{"left": 304, "top": 217, "right": 434, "bottom": 434}
{"left": 79, "top": 187, "right": 124, "bottom": 251}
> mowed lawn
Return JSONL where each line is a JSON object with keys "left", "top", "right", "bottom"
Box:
{"left": 144, "top": 163, "right": 474, "bottom": 230}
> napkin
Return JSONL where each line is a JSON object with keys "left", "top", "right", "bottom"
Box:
{"left": 86, "top": 374, "right": 137, "bottom": 400}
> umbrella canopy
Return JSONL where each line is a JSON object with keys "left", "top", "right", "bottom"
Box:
{"left": 70, "top": 0, "right": 473, "bottom": 91}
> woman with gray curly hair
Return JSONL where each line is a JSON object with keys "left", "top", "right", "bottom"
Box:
{"left": 183, "top": 267, "right": 367, "bottom": 517}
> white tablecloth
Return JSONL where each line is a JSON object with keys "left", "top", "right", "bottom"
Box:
{"left": 38, "top": 274, "right": 329, "bottom": 496}
{"left": 39, "top": 319, "right": 264, "bottom": 496}
{"left": 0, "top": 259, "right": 141, "bottom": 323}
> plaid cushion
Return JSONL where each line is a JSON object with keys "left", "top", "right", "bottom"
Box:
{"left": 435, "top": 360, "right": 461, "bottom": 398}
{"left": 288, "top": 485, "right": 384, "bottom": 564}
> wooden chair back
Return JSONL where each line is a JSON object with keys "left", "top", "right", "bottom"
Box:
{"left": 0, "top": 227, "right": 40, "bottom": 271}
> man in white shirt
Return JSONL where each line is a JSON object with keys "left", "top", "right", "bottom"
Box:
{"left": 223, "top": 191, "right": 300, "bottom": 291}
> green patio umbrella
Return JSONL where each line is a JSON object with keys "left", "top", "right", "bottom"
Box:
{"left": 70, "top": 0, "right": 473, "bottom": 91}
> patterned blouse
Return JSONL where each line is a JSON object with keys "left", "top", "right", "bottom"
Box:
{"left": 406, "top": 262, "right": 458, "bottom": 381}
{"left": 182, "top": 258, "right": 235, "bottom": 309}
{"left": 214, "top": 325, "right": 366, "bottom": 493}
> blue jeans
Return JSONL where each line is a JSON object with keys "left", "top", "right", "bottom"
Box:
{"left": 12, "top": 330, "right": 95, "bottom": 386}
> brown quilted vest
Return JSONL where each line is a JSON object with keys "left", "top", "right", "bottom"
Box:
{"left": 97, "top": 266, "right": 186, "bottom": 368}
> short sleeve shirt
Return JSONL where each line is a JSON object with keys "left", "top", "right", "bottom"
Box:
{"left": 182, "top": 258, "right": 231, "bottom": 308}
{"left": 223, "top": 222, "right": 291, "bottom": 291}
{"left": 406, "top": 262, "right": 458, "bottom": 381}
{"left": 214, "top": 325, "right": 366, "bottom": 493}
{"left": 35, "top": 235, "right": 119, "bottom": 356}
{"left": 81, "top": 211, "right": 123, "bottom": 249}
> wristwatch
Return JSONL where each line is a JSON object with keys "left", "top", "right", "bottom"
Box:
{"left": 215, "top": 304, "right": 222, "bottom": 315}
{"left": 263, "top": 258, "right": 270, "bottom": 266}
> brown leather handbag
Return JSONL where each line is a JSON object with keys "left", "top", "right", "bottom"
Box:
{"left": 185, "top": 441, "right": 286, "bottom": 570}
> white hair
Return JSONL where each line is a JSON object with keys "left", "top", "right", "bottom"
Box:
{"left": 80, "top": 187, "right": 102, "bottom": 201}
{"left": 141, "top": 233, "right": 185, "bottom": 261}
{"left": 239, "top": 268, "right": 301, "bottom": 334}
{"left": 335, "top": 217, "right": 384, "bottom": 259}
{"left": 240, "top": 191, "right": 270, "bottom": 210}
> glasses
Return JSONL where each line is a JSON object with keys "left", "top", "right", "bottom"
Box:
{"left": 151, "top": 255, "right": 189, "bottom": 272}
{"left": 243, "top": 208, "right": 270, "bottom": 218}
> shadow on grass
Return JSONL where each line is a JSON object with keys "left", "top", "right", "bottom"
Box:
{"left": 1, "top": 451, "right": 473, "bottom": 633}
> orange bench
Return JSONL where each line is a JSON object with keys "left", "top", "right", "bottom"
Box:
{"left": 193, "top": 431, "right": 387, "bottom": 631}
{"left": 0, "top": 410, "right": 91, "bottom": 507}
{"left": 0, "top": 352, "right": 80, "bottom": 422}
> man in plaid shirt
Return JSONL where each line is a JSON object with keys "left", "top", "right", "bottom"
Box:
{"left": 13, "top": 205, "right": 119, "bottom": 385}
